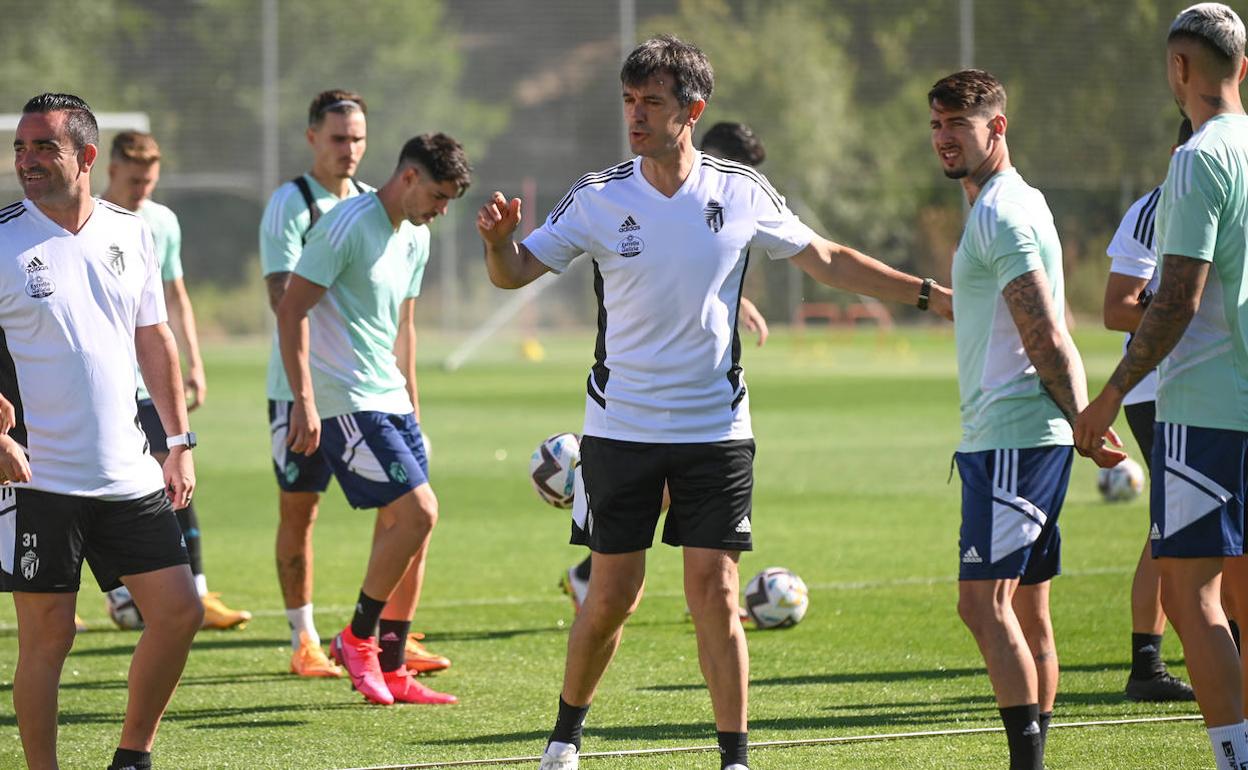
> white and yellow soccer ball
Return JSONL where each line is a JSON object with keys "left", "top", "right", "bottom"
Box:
{"left": 743, "top": 567, "right": 809, "bottom": 629}
{"left": 105, "top": 585, "right": 144, "bottom": 630}
{"left": 1097, "top": 457, "right": 1146, "bottom": 502}
{"left": 529, "top": 432, "right": 580, "bottom": 509}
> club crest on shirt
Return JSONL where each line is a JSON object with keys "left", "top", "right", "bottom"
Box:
{"left": 616, "top": 234, "right": 644, "bottom": 258}
{"left": 106, "top": 243, "right": 125, "bottom": 275}
{"left": 704, "top": 199, "right": 724, "bottom": 233}
{"left": 25, "top": 273, "right": 54, "bottom": 299}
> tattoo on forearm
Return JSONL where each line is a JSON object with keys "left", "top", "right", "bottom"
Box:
{"left": 1002, "top": 271, "right": 1081, "bottom": 423}
{"left": 1108, "top": 255, "right": 1207, "bottom": 394}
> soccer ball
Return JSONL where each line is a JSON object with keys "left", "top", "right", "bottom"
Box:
{"left": 1097, "top": 457, "right": 1146, "bottom": 502}
{"left": 743, "top": 567, "right": 809, "bottom": 629}
{"left": 105, "top": 585, "right": 144, "bottom": 630}
{"left": 529, "top": 432, "right": 580, "bottom": 509}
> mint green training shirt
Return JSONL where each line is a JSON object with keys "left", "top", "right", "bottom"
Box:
{"left": 134, "top": 199, "right": 183, "bottom": 402}
{"left": 259, "top": 174, "right": 372, "bottom": 401}
{"left": 1154, "top": 113, "right": 1248, "bottom": 432}
{"left": 951, "top": 168, "right": 1073, "bottom": 452}
{"left": 292, "top": 192, "right": 429, "bottom": 419}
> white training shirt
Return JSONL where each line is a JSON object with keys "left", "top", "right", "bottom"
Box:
{"left": 523, "top": 152, "right": 815, "bottom": 443}
{"left": 0, "top": 199, "right": 166, "bottom": 499}
{"left": 1106, "top": 187, "right": 1162, "bottom": 406}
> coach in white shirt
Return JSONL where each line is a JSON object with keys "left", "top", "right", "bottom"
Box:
{"left": 479, "top": 36, "right": 952, "bottom": 770}
{"left": 3, "top": 93, "right": 201, "bottom": 770}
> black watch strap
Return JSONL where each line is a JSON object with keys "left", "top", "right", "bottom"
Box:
{"left": 917, "top": 278, "right": 934, "bottom": 311}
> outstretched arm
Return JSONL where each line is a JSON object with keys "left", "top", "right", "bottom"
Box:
{"left": 477, "top": 192, "right": 552, "bottom": 289}
{"left": 790, "top": 236, "right": 953, "bottom": 320}
{"left": 1002, "top": 270, "right": 1124, "bottom": 467}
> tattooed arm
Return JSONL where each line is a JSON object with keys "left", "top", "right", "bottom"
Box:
{"left": 1005, "top": 270, "right": 1127, "bottom": 467}
{"left": 1105, "top": 254, "right": 1209, "bottom": 396}
{"left": 1073, "top": 254, "right": 1207, "bottom": 459}
{"left": 1001, "top": 269, "right": 1087, "bottom": 424}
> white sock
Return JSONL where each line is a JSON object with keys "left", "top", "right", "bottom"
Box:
{"left": 286, "top": 604, "right": 319, "bottom": 649}
{"left": 1207, "top": 721, "right": 1248, "bottom": 770}
{"left": 193, "top": 574, "right": 208, "bottom": 597}
{"left": 544, "top": 741, "right": 576, "bottom": 757}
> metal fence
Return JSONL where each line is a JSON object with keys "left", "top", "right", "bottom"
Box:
{"left": 0, "top": 0, "right": 1191, "bottom": 334}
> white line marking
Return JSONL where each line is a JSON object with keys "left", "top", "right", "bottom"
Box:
{"left": 337, "top": 714, "right": 1205, "bottom": 769}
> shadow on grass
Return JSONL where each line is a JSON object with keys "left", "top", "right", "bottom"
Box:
{"left": 0, "top": 701, "right": 361, "bottom": 728}
{"left": 0, "top": 670, "right": 310, "bottom": 696}
{"left": 66, "top": 635, "right": 288, "bottom": 659}
{"left": 640, "top": 661, "right": 1141, "bottom": 692}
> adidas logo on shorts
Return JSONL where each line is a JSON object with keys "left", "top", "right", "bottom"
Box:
{"left": 961, "top": 546, "right": 983, "bottom": 564}
{"left": 735, "top": 518, "right": 752, "bottom": 534}
{"left": 1150, "top": 523, "right": 1161, "bottom": 540}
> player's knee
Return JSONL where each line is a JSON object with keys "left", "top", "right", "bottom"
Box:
{"left": 23, "top": 618, "right": 76, "bottom": 662}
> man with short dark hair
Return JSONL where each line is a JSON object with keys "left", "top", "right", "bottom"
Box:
{"left": 260, "top": 89, "right": 368, "bottom": 677}
{"left": 3, "top": 92, "right": 202, "bottom": 770}
{"left": 479, "top": 35, "right": 950, "bottom": 770}
{"left": 279, "top": 133, "right": 471, "bottom": 706}
{"left": 929, "top": 68, "right": 1125, "bottom": 770}
{"left": 1100, "top": 118, "right": 1196, "bottom": 704}
{"left": 102, "top": 129, "right": 252, "bottom": 632}
{"left": 1076, "top": 5, "right": 1248, "bottom": 768}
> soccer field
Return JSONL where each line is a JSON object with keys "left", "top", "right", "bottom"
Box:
{"left": 0, "top": 326, "right": 1213, "bottom": 769}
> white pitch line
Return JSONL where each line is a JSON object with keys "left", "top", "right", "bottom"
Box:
{"left": 337, "top": 714, "right": 1205, "bottom": 769}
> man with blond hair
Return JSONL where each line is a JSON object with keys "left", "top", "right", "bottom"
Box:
{"left": 102, "top": 129, "right": 251, "bottom": 631}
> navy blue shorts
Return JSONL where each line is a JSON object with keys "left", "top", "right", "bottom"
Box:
{"left": 1150, "top": 422, "right": 1248, "bottom": 558}
{"left": 319, "top": 411, "right": 429, "bottom": 510}
{"left": 955, "top": 446, "right": 1072, "bottom": 584}
{"left": 269, "top": 400, "right": 333, "bottom": 493}
{"left": 136, "top": 398, "right": 166, "bottom": 453}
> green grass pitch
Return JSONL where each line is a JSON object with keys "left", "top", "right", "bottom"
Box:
{"left": 0, "top": 327, "right": 1215, "bottom": 768}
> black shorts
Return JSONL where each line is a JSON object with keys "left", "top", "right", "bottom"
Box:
{"left": 0, "top": 488, "right": 188, "bottom": 593}
{"left": 137, "top": 398, "right": 166, "bottom": 453}
{"left": 571, "top": 436, "right": 754, "bottom": 554}
{"left": 1123, "top": 400, "right": 1156, "bottom": 475}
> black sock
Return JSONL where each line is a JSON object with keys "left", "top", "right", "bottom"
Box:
{"left": 574, "top": 555, "right": 592, "bottom": 581}
{"left": 350, "top": 591, "right": 386, "bottom": 640}
{"left": 378, "top": 619, "right": 410, "bottom": 673}
{"left": 1038, "top": 710, "right": 1052, "bottom": 749}
{"left": 1130, "top": 632, "right": 1165, "bottom": 679}
{"left": 175, "top": 501, "right": 203, "bottom": 576}
{"left": 1232, "top": 619, "right": 1242, "bottom": 653}
{"left": 717, "top": 731, "right": 748, "bottom": 768}
{"left": 999, "top": 704, "right": 1042, "bottom": 770}
{"left": 549, "top": 696, "right": 590, "bottom": 751}
{"left": 108, "top": 748, "right": 151, "bottom": 770}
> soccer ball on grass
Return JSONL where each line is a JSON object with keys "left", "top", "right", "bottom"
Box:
{"left": 106, "top": 585, "right": 144, "bottom": 630}
{"left": 743, "top": 567, "right": 809, "bottom": 629}
{"left": 1097, "top": 457, "right": 1145, "bottom": 502}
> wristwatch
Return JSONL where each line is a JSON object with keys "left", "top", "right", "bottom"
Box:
{"left": 917, "top": 278, "right": 934, "bottom": 311}
{"left": 166, "top": 432, "right": 198, "bottom": 450}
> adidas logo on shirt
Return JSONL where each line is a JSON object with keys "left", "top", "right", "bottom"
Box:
{"left": 618, "top": 215, "right": 640, "bottom": 232}
{"left": 1150, "top": 523, "right": 1161, "bottom": 540}
{"left": 961, "top": 546, "right": 983, "bottom": 564}
{"left": 24, "top": 256, "right": 47, "bottom": 273}
{"left": 735, "top": 517, "right": 752, "bottom": 534}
